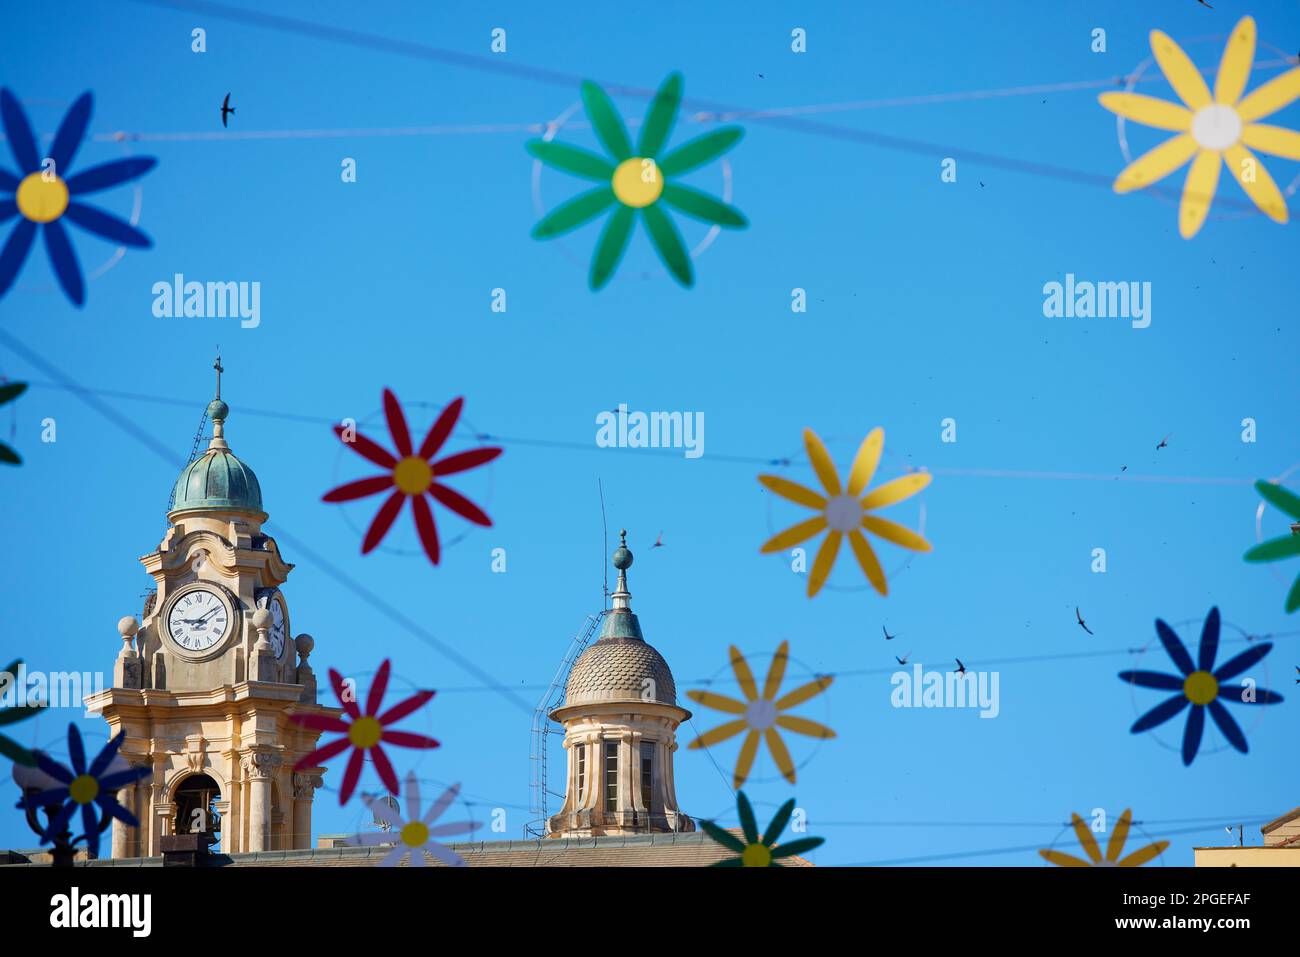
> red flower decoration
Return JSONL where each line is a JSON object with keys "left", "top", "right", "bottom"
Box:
{"left": 323, "top": 389, "right": 502, "bottom": 564}
{"left": 290, "top": 660, "right": 440, "bottom": 805}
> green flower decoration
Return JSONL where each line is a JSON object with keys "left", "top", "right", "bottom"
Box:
{"left": 1244, "top": 479, "right": 1300, "bottom": 612}
{"left": 527, "top": 71, "right": 747, "bottom": 290}
{"left": 702, "top": 791, "right": 824, "bottom": 867}
{"left": 0, "top": 381, "right": 26, "bottom": 465}
{"left": 0, "top": 659, "right": 40, "bottom": 766}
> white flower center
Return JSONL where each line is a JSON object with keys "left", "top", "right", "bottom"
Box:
{"left": 824, "top": 494, "right": 863, "bottom": 532}
{"left": 745, "top": 698, "right": 778, "bottom": 730}
{"left": 1190, "top": 104, "right": 1242, "bottom": 151}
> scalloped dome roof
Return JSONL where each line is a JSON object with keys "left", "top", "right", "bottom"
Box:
{"left": 168, "top": 390, "right": 265, "bottom": 519}
{"left": 565, "top": 634, "right": 677, "bottom": 707}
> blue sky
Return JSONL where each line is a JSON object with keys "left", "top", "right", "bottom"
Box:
{"left": 1, "top": 0, "right": 1298, "bottom": 865}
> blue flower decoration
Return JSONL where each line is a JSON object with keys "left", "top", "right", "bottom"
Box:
{"left": 0, "top": 89, "right": 156, "bottom": 306}
{"left": 14, "top": 724, "right": 151, "bottom": 857}
{"left": 1119, "top": 607, "right": 1283, "bottom": 766}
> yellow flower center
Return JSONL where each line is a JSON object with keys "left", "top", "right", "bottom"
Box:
{"left": 1183, "top": 670, "right": 1219, "bottom": 706}
{"left": 741, "top": 843, "right": 772, "bottom": 867}
{"left": 611, "top": 157, "right": 663, "bottom": 208}
{"left": 69, "top": 774, "right": 99, "bottom": 805}
{"left": 1190, "top": 104, "right": 1242, "bottom": 151}
{"left": 348, "top": 716, "right": 383, "bottom": 748}
{"left": 16, "top": 172, "right": 69, "bottom": 223}
{"left": 400, "top": 820, "right": 429, "bottom": 848}
{"left": 393, "top": 456, "right": 433, "bottom": 495}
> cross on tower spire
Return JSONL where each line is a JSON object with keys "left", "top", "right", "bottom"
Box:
{"left": 213, "top": 349, "right": 223, "bottom": 400}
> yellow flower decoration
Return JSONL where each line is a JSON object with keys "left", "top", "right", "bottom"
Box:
{"left": 759, "top": 428, "right": 931, "bottom": 597}
{"left": 687, "top": 642, "right": 835, "bottom": 788}
{"left": 1099, "top": 16, "right": 1300, "bottom": 238}
{"left": 1039, "top": 809, "right": 1170, "bottom": 867}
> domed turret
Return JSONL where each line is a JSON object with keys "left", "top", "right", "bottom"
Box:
{"left": 168, "top": 360, "right": 265, "bottom": 520}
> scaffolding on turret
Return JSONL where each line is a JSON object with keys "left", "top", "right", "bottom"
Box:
{"left": 525, "top": 611, "right": 603, "bottom": 838}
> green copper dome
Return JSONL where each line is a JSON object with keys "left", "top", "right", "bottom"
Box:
{"left": 168, "top": 373, "right": 265, "bottom": 518}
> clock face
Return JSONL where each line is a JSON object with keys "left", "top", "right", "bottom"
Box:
{"left": 257, "top": 592, "right": 287, "bottom": 659}
{"left": 166, "top": 587, "right": 230, "bottom": 652}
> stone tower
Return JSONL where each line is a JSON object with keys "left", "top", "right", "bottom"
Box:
{"left": 545, "top": 531, "right": 694, "bottom": 837}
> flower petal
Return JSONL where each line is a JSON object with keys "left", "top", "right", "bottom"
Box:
{"left": 289, "top": 713, "right": 350, "bottom": 733}
{"left": 1097, "top": 92, "right": 1192, "bottom": 132}
{"left": 1197, "top": 606, "right": 1221, "bottom": 672}
{"left": 732, "top": 730, "right": 760, "bottom": 789}
{"left": 1130, "top": 693, "right": 1189, "bottom": 733}
{"left": 1039, "top": 849, "right": 1092, "bottom": 867}
{"left": 807, "top": 529, "right": 842, "bottom": 597}
{"left": 1106, "top": 809, "right": 1132, "bottom": 862}
{"left": 641, "top": 203, "right": 693, "bottom": 288}
{"left": 417, "top": 397, "right": 463, "bottom": 460}
{"left": 1181, "top": 703, "right": 1205, "bottom": 766}
{"left": 764, "top": 729, "right": 797, "bottom": 783}
{"left": 365, "top": 659, "right": 391, "bottom": 717}
{"left": 0, "top": 89, "right": 40, "bottom": 174}
{"left": 1150, "top": 30, "right": 1212, "bottom": 110}
{"left": 369, "top": 744, "right": 400, "bottom": 795}
{"left": 638, "top": 72, "right": 683, "bottom": 158}
{"left": 736, "top": 791, "right": 759, "bottom": 844}
{"left": 762, "top": 641, "right": 789, "bottom": 700}
{"left": 1220, "top": 685, "right": 1282, "bottom": 705}
{"left": 729, "top": 646, "right": 759, "bottom": 701}
{"left": 330, "top": 666, "right": 361, "bottom": 719}
{"left": 1240, "top": 123, "right": 1300, "bottom": 159}
{"left": 846, "top": 428, "right": 884, "bottom": 497}
{"left": 1071, "top": 813, "right": 1103, "bottom": 863}
{"left": 660, "top": 182, "right": 747, "bottom": 227}
{"left": 771, "top": 836, "right": 824, "bottom": 859}
{"left": 762, "top": 798, "right": 795, "bottom": 846}
{"left": 0, "top": 219, "right": 37, "bottom": 298}
{"left": 774, "top": 675, "right": 832, "bottom": 711}
{"left": 532, "top": 186, "right": 616, "bottom": 239}
{"left": 322, "top": 475, "right": 393, "bottom": 503}
{"left": 1117, "top": 670, "right": 1184, "bottom": 691}
{"left": 1154, "top": 618, "right": 1196, "bottom": 675}
{"left": 67, "top": 725, "right": 86, "bottom": 775}
{"left": 411, "top": 494, "right": 442, "bottom": 564}
{"left": 48, "top": 92, "right": 93, "bottom": 174}
{"left": 0, "top": 199, "right": 15, "bottom": 225}
{"left": 1236, "top": 66, "right": 1300, "bottom": 122}
{"left": 64, "top": 157, "right": 157, "bottom": 195}
{"left": 333, "top": 425, "right": 396, "bottom": 469}
{"left": 294, "top": 735, "right": 351, "bottom": 770}
{"left": 361, "top": 491, "right": 405, "bottom": 553}
{"left": 686, "top": 690, "right": 747, "bottom": 715}
{"left": 432, "top": 446, "right": 501, "bottom": 477}
{"left": 757, "top": 474, "right": 826, "bottom": 510}
{"left": 1214, "top": 17, "right": 1256, "bottom": 105}
{"left": 687, "top": 717, "right": 747, "bottom": 748}
{"left": 43, "top": 220, "right": 85, "bottom": 306}
{"left": 1213, "top": 642, "right": 1272, "bottom": 682}
{"left": 759, "top": 515, "right": 827, "bottom": 553}
{"left": 658, "top": 127, "right": 743, "bottom": 177}
{"left": 380, "top": 730, "right": 440, "bottom": 749}
{"left": 1118, "top": 840, "right": 1169, "bottom": 867}
{"left": 860, "top": 472, "right": 931, "bottom": 510}
{"left": 1254, "top": 479, "right": 1300, "bottom": 519}
{"left": 802, "top": 429, "right": 841, "bottom": 496}
{"left": 1223, "top": 144, "right": 1288, "bottom": 224}
{"left": 580, "top": 81, "right": 633, "bottom": 161}
{"left": 589, "top": 203, "right": 634, "bottom": 289}
{"left": 1112, "top": 133, "right": 1199, "bottom": 195}
{"left": 1207, "top": 700, "right": 1248, "bottom": 753}
{"left": 428, "top": 482, "right": 492, "bottom": 526}
{"left": 524, "top": 140, "right": 615, "bottom": 180}
{"left": 382, "top": 389, "right": 413, "bottom": 457}
{"left": 701, "top": 817, "right": 746, "bottom": 853}
{"left": 339, "top": 749, "right": 366, "bottom": 804}
{"left": 861, "top": 515, "right": 931, "bottom": 552}
{"left": 87, "top": 731, "right": 124, "bottom": 778}
{"left": 377, "top": 689, "right": 435, "bottom": 726}
{"left": 847, "top": 529, "right": 888, "bottom": 596}
{"left": 1245, "top": 535, "right": 1300, "bottom": 563}
{"left": 775, "top": 714, "right": 836, "bottom": 739}
{"left": 422, "top": 781, "right": 459, "bottom": 825}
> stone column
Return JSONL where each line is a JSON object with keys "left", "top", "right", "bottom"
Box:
{"left": 111, "top": 778, "right": 134, "bottom": 858}
{"left": 292, "top": 770, "right": 322, "bottom": 850}
{"left": 242, "top": 751, "right": 281, "bottom": 852}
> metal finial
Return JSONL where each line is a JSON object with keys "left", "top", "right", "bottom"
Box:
{"left": 213, "top": 350, "right": 223, "bottom": 400}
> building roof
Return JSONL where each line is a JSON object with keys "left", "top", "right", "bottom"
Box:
{"left": 169, "top": 382, "right": 265, "bottom": 519}
{"left": 16, "top": 831, "right": 812, "bottom": 867}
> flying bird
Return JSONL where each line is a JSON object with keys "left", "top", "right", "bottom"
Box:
{"left": 1196, "top": 0, "right": 1212, "bottom": 8}
{"left": 650, "top": 531, "right": 665, "bottom": 549}
{"left": 954, "top": 658, "right": 967, "bottom": 674}
{"left": 1156, "top": 434, "right": 1171, "bottom": 451}
{"left": 883, "top": 626, "right": 897, "bottom": 641}
{"left": 895, "top": 654, "right": 910, "bottom": 666}
{"left": 1294, "top": 666, "right": 1298, "bottom": 684}
{"left": 1075, "top": 607, "right": 1093, "bottom": 635}
{"left": 221, "top": 93, "right": 236, "bottom": 127}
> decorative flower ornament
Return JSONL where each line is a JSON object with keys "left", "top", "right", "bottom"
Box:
{"left": 759, "top": 428, "right": 931, "bottom": 597}
{"left": 0, "top": 658, "right": 39, "bottom": 765}
{"left": 1099, "top": 17, "right": 1300, "bottom": 238}
{"left": 687, "top": 642, "right": 835, "bottom": 788}
{"left": 1040, "top": 809, "right": 1168, "bottom": 867}
{"left": 356, "top": 773, "right": 481, "bottom": 867}
{"left": 1243, "top": 479, "right": 1300, "bottom": 612}
{"left": 0, "top": 382, "right": 26, "bottom": 465}
{"left": 0, "top": 90, "right": 156, "bottom": 305}
{"left": 290, "top": 660, "right": 440, "bottom": 804}
{"left": 701, "top": 792, "right": 824, "bottom": 867}
{"left": 528, "top": 71, "right": 747, "bottom": 289}
{"left": 1118, "top": 607, "right": 1283, "bottom": 765}
{"left": 13, "top": 725, "right": 151, "bottom": 857}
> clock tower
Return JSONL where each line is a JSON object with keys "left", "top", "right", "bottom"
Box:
{"left": 87, "top": 358, "right": 340, "bottom": 857}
